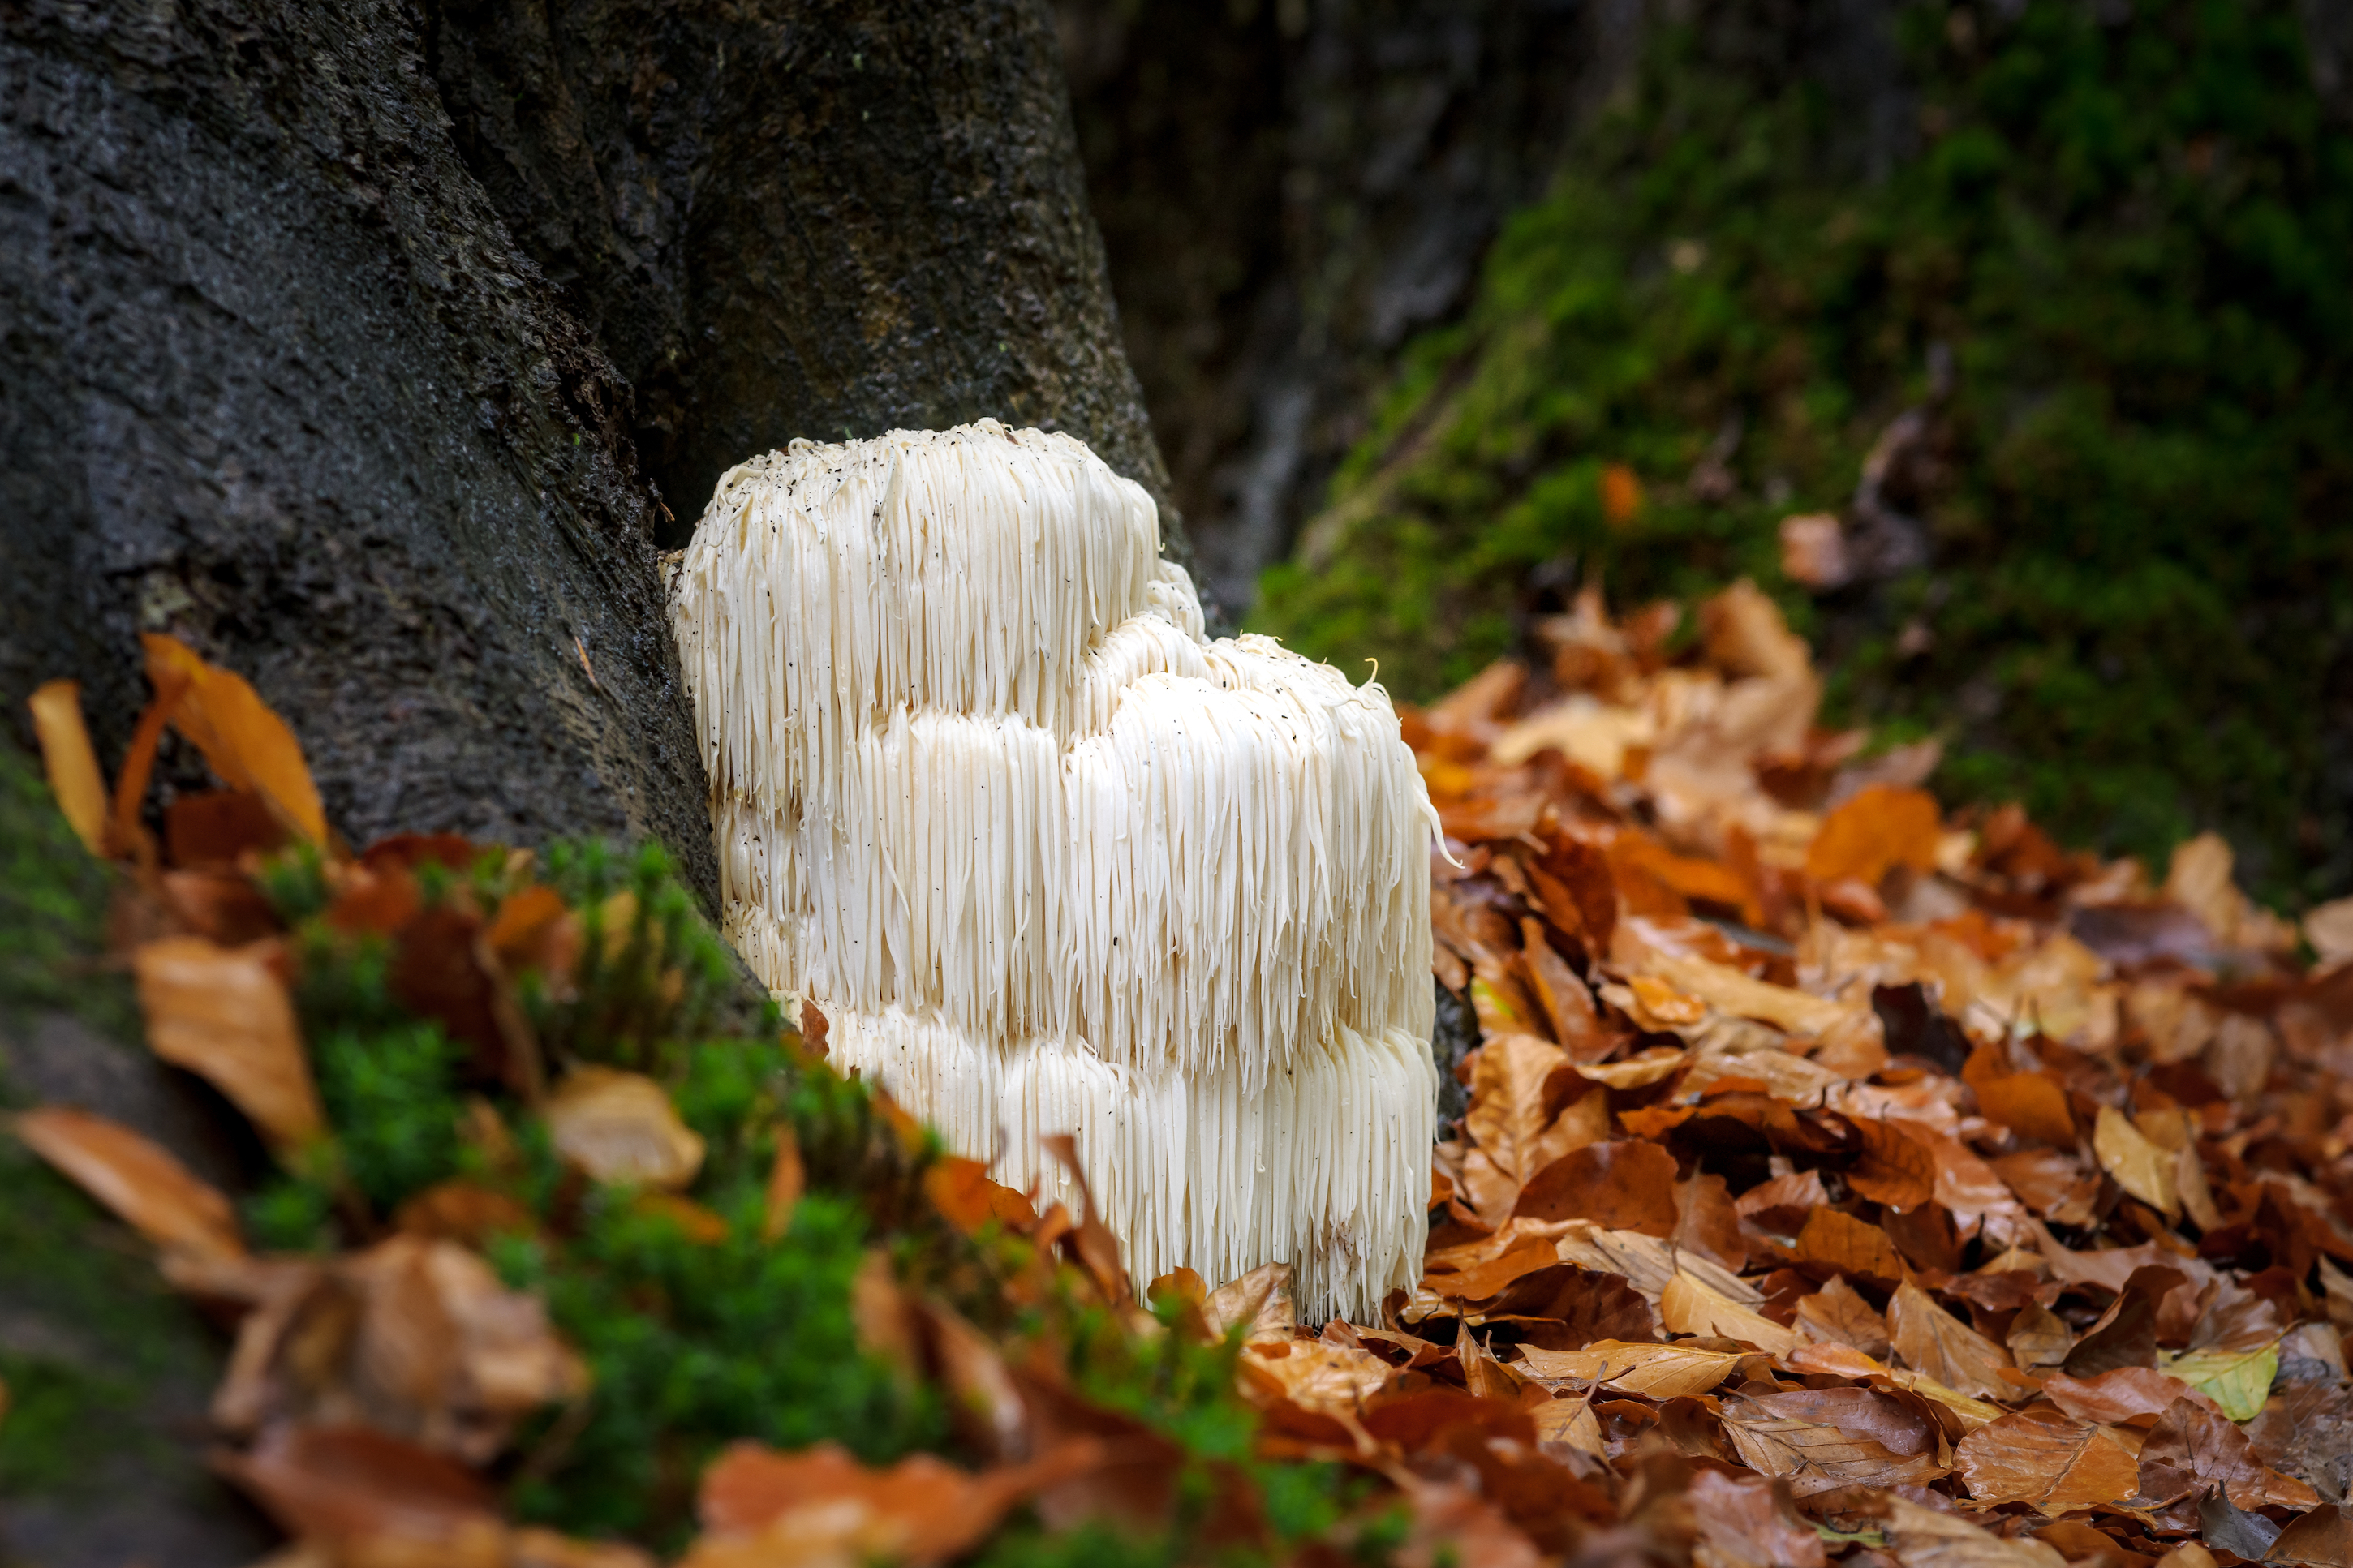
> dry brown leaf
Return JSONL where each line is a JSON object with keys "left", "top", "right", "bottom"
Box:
{"left": 545, "top": 1066, "right": 705, "bottom": 1189}
{"left": 1240, "top": 1340, "right": 1393, "bottom": 1415}
{"left": 215, "top": 1422, "right": 505, "bottom": 1559}
{"left": 1569, "top": 1046, "right": 1688, "bottom": 1089}
{"left": 2040, "top": 1366, "right": 2212, "bottom": 1425}
{"left": 213, "top": 1235, "right": 586, "bottom": 1464}
{"left": 2268, "top": 1504, "right": 2353, "bottom": 1568}
{"left": 13, "top": 1106, "right": 245, "bottom": 1261}
{"left": 143, "top": 633, "right": 327, "bottom": 845}
{"left": 1952, "top": 1405, "right": 2139, "bottom": 1514}
{"left": 1991, "top": 1148, "right": 2101, "bottom": 1226}
{"left": 27, "top": 679, "right": 109, "bottom": 856}
{"left": 1890, "top": 1281, "right": 2015, "bottom": 1401}
{"left": 1793, "top": 1274, "right": 1893, "bottom": 1359}
{"left": 1849, "top": 1117, "right": 1940, "bottom": 1212}
{"left": 2134, "top": 1395, "right": 2320, "bottom": 1511}
{"left": 1660, "top": 1269, "right": 1798, "bottom": 1355}
{"left": 1878, "top": 1495, "right": 2068, "bottom": 1568}
{"left": 1688, "top": 1467, "right": 1827, "bottom": 1568}
{"left": 1721, "top": 1400, "right": 1944, "bottom": 1496}
{"left": 2005, "top": 1303, "right": 2074, "bottom": 1370}
{"left": 1971, "top": 1070, "right": 2076, "bottom": 1148}
{"left": 1650, "top": 952, "right": 1855, "bottom": 1037}
{"left": 1806, "top": 784, "right": 1942, "bottom": 886}
{"left": 2093, "top": 1104, "right": 2179, "bottom": 1218}
{"left": 1529, "top": 1390, "right": 1606, "bottom": 1457}
{"left": 686, "top": 1439, "right": 1099, "bottom": 1568}
{"left": 1202, "top": 1261, "right": 1295, "bottom": 1345}
{"left": 1464, "top": 1033, "right": 1573, "bottom": 1184}
{"left": 1794, "top": 1207, "right": 1907, "bottom": 1284}
{"left": 1515, "top": 1139, "right": 1679, "bottom": 1233}
{"left": 133, "top": 934, "right": 324, "bottom": 1149}
{"left": 1516, "top": 1338, "right": 1745, "bottom": 1398}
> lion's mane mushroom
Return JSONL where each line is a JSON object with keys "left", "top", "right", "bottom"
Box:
{"left": 668, "top": 421, "right": 1438, "bottom": 1318}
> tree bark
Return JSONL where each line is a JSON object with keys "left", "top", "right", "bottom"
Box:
{"left": 0, "top": 0, "right": 1176, "bottom": 905}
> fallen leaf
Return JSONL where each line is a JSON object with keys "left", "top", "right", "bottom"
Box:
{"left": 133, "top": 935, "right": 324, "bottom": 1149}
{"left": 1529, "top": 1390, "right": 1605, "bottom": 1457}
{"left": 27, "top": 679, "right": 108, "bottom": 856}
{"left": 1569, "top": 1046, "right": 1688, "bottom": 1089}
{"left": 1794, "top": 1207, "right": 1908, "bottom": 1284}
{"left": 2266, "top": 1504, "right": 2353, "bottom": 1568}
{"left": 212, "top": 1235, "right": 587, "bottom": 1463}
{"left": 1472, "top": 1265, "right": 1658, "bottom": 1346}
{"left": 1240, "top": 1341, "right": 1392, "bottom": 1415}
{"left": 143, "top": 633, "right": 327, "bottom": 845}
{"left": 1688, "top": 1467, "right": 1828, "bottom": 1568}
{"left": 1465, "top": 1033, "right": 1574, "bottom": 1184}
{"left": 1972, "top": 1070, "right": 2076, "bottom": 1148}
{"left": 14, "top": 1106, "right": 245, "bottom": 1261}
{"left": 1202, "top": 1261, "right": 1295, "bottom": 1345}
{"left": 1849, "top": 1117, "right": 1940, "bottom": 1212}
{"left": 1661, "top": 1269, "right": 1798, "bottom": 1355}
{"left": 1515, "top": 1140, "right": 1679, "bottom": 1233}
{"left": 215, "top": 1423, "right": 503, "bottom": 1557}
{"left": 1516, "top": 1339, "right": 1745, "bottom": 1398}
{"left": 1953, "top": 1405, "right": 2138, "bottom": 1514}
{"left": 2005, "top": 1303, "right": 2074, "bottom": 1370}
{"left": 686, "top": 1440, "right": 1098, "bottom": 1568}
{"left": 393, "top": 1181, "right": 536, "bottom": 1247}
{"left": 1992, "top": 1149, "right": 2101, "bottom": 1226}
{"left": 1806, "top": 785, "right": 1942, "bottom": 886}
{"left": 2135, "top": 1395, "right": 2319, "bottom": 1510}
{"left": 1650, "top": 951, "right": 1856, "bottom": 1037}
{"left": 2094, "top": 1104, "right": 2179, "bottom": 1218}
{"left": 545, "top": 1066, "right": 706, "bottom": 1190}
{"left": 2041, "top": 1366, "right": 2213, "bottom": 1425}
{"left": 2161, "top": 1342, "right": 2279, "bottom": 1423}
{"left": 1878, "top": 1493, "right": 2069, "bottom": 1567}
{"left": 1890, "top": 1282, "right": 2015, "bottom": 1401}
{"left": 1722, "top": 1399, "right": 1943, "bottom": 1496}
{"left": 1793, "top": 1274, "right": 1893, "bottom": 1359}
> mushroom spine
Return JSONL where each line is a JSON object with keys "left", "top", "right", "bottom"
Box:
{"left": 669, "top": 421, "right": 1438, "bottom": 1320}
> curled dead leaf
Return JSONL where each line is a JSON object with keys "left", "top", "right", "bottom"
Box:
{"left": 27, "top": 679, "right": 109, "bottom": 856}
{"left": 142, "top": 633, "right": 327, "bottom": 845}
{"left": 544, "top": 1066, "right": 705, "bottom": 1190}
{"left": 133, "top": 935, "right": 324, "bottom": 1149}
{"left": 14, "top": 1106, "right": 245, "bottom": 1261}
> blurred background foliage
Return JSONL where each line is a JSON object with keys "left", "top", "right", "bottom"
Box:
{"left": 1069, "top": 0, "right": 2353, "bottom": 907}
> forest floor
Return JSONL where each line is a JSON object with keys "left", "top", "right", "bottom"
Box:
{"left": 7, "top": 583, "right": 2353, "bottom": 1567}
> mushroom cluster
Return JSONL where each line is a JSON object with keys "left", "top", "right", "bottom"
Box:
{"left": 669, "top": 422, "right": 1438, "bottom": 1317}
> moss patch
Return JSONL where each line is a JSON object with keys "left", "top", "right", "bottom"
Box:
{"left": 1254, "top": 0, "right": 2353, "bottom": 904}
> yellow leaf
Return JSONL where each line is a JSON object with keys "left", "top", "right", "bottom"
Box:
{"left": 133, "top": 936, "right": 324, "bottom": 1149}
{"left": 1662, "top": 1269, "right": 1798, "bottom": 1355}
{"left": 1516, "top": 1338, "right": 1746, "bottom": 1398}
{"left": 1570, "top": 1046, "right": 1688, "bottom": 1089}
{"left": 26, "top": 681, "right": 108, "bottom": 856}
{"left": 2093, "top": 1104, "right": 2179, "bottom": 1218}
{"left": 546, "top": 1066, "right": 706, "bottom": 1189}
{"left": 140, "top": 634, "right": 326, "bottom": 845}
{"left": 14, "top": 1106, "right": 246, "bottom": 1261}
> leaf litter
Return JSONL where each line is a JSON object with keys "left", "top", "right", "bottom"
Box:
{"left": 15, "top": 601, "right": 2353, "bottom": 1565}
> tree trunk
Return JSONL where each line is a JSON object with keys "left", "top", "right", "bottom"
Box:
{"left": 0, "top": 0, "right": 1177, "bottom": 906}
{"left": 0, "top": 2, "right": 1169, "bottom": 1559}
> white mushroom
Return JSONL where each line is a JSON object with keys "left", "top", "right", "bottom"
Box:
{"left": 668, "top": 421, "right": 1438, "bottom": 1319}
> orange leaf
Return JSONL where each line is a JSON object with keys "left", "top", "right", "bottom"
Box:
{"left": 1972, "top": 1069, "right": 2076, "bottom": 1147}
{"left": 1847, "top": 1117, "right": 1938, "bottom": 1212}
{"left": 14, "top": 1106, "right": 245, "bottom": 1261}
{"left": 1953, "top": 1405, "right": 2140, "bottom": 1514}
{"left": 1805, "top": 784, "right": 1942, "bottom": 885}
{"left": 132, "top": 935, "right": 323, "bottom": 1149}
{"left": 141, "top": 633, "right": 327, "bottom": 845}
{"left": 26, "top": 680, "right": 108, "bottom": 856}
{"left": 1793, "top": 1207, "right": 1907, "bottom": 1285}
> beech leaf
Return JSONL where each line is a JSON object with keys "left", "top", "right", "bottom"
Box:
{"left": 545, "top": 1066, "right": 707, "bottom": 1190}
{"left": 133, "top": 934, "right": 324, "bottom": 1149}
{"left": 13, "top": 1106, "right": 245, "bottom": 1261}
{"left": 1953, "top": 1405, "right": 2138, "bottom": 1514}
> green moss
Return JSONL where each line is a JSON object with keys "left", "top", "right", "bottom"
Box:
{"left": 1254, "top": 0, "right": 2353, "bottom": 903}
{"left": 0, "top": 743, "right": 135, "bottom": 1035}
